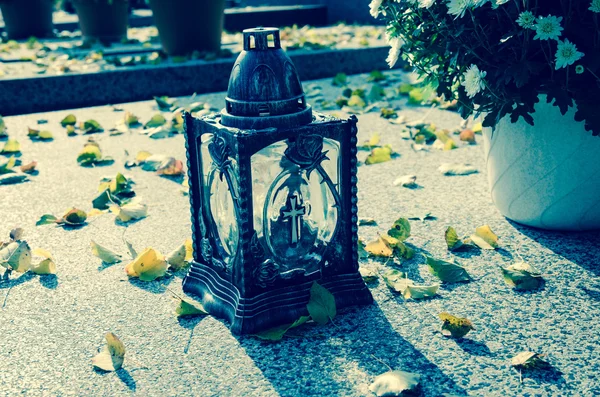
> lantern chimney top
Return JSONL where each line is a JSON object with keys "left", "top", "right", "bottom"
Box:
{"left": 220, "top": 27, "right": 313, "bottom": 130}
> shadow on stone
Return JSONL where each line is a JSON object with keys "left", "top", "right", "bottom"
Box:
{"left": 454, "top": 338, "right": 493, "bottom": 357}
{"left": 519, "top": 364, "right": 564, "bottom": 387}
{"left": 510, "top": 221, "right": 600, "bottom": 276}
{"left": 116, "top": 368, "right": 137, "bottom": 392}
{"left": 97, "top": 260, "right": 120, "bottom": 272}
{"left": 178, "top": 315, "right": 207, "bottom": 354}
{"left": 128, "top": 276, "right": 172, "bottom": 294}
{"left": 39, "top": 274, "right": 58, "bottom": 289}
{"left": 237, "top": 303, "right": 467, "bottom": 396}
{"left": 0, "top": 271, "right": 35, "bottom": 289}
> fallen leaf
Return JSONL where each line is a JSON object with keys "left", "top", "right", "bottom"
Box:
{"left": 144, "top": 114, "right": 167, "bottom": 129}
{"left": 472, "top": 122, "right": 483, "bottom": 134}
{"left": 438, "top": 163, "right": 478, "bottom": 176}
{"left": 0, "top": 174, "right": 28, "bottom": 185}
{"left": 9, "top": 228, "right": 23, "bottom": 241}
{"left": 59, "top": 208, "right": 87, "bottom": 226}
{"left": 358, "top": 218, "right": 377, "bottom": 226}
{"left": 445, "top": 226, "right": 465, "bottom": 251}
{"left": 369, "top": 370, "right": 420, "bottom": 397}
{"left": 125, "top": 240, "right": 138, "bottom": 259}
{"left": 0, "top": 240, "right": 32, "bottom": 272}
{"left": 124, "top": 247, "right": 168, "bottom": 281}
{"left": 380, "top": 108, "right": 397, "bottom": 119}
{"left": 359, "top": 265, "right": 379, "bottom": 284}
{"left": 0, "top": 115, "right": 6, "bottom": 136}
{"left": 184, "top": 238, "right": 193, "bottom": 261}
{"left": 460, "top": 129, "right": 476, "bottom": 143}
{"left": 155, "top": 96, "right": 175, "bottom": 110}
{"left": 166, "top": 241, "right": 189, "bottom": 271}
{"left": 306, "top": 282, "right": 336, "bottom": 325}
{"left": 382, "top": 235, "right": 415, "bottom": 260}
{"left": 365, "top": 236, "right": 393, "bottom": 258}
{"left": 502, "top": 262, "right": 543, "bottom": 291}
{"left": 92, "top": 333, "right": 125, "bottom": 372}
{"left": 77, "top": 142, "right": 113, "bottom": 166}
{"left": 30, "top": 248, "right": 56, "bottom": 275}
{"left": 254, "top": 316, "right": 309, "bottom": 341}
{"left": 36, "top": 214, "right": 59, "bottom": 226}
{"left": 124, "top": 112, "right": 140, "bottom": 127}
{"left": 1, "top": 139, "right": 20, "bottom": 154}
{"left": 331, "top": 73, "right": 347, "bottom": 87}
{"left": 365, "top": 145, "right": 394, "bottom": 165}
{"left": 175, "top": 298, "right": 208, "bottom": 318}
{"left": 357, "top": 239, "right": 369, "bottom": 259}
{"left": 511, "top": 351, "right": 547, "bottom": 369}
{"left": 387, "top": 218, "right": 411, "bottom": 241}
{"left": 470, "top": 225, "right": 499, "bottom": 250}
{"left": 98, "top": 173, "right": 134, "bottom": 197}
{"left": 20, "top": 161, "right": 37, "bottom": 173}
{"left": 82, "top": 120, "right": 103, "bottom": 134}
{"left": 60, "top": 114, "right": 77, "bottom": 127}
{"left": 393, "top": 175, "right": 417, "bottom": 188}
{"left": 90, "top": 241, "right": 123, "bottom": 264}
{"left": 439, "top": 312, "right": 474, "bottom": 338}
{"left": 110, "top": 198, "right": 148, "bottom": 223}
{"left": 0, "top": 156, "right": 16, "bottom": 174}
{"left": 156, "top": 158, "right": 184, "bottom": 176}
{"left": 358, "top": 133, "right": 380, "bottom": 150}
{"left": 426, "top": 256, "right": 471, "bottom": 283}
{"left": 66, "top": 125, "right": 77, "bottom": 136}
{"left": 92, "top": 189, "right": 121, "bottom": 210}
{"left": 347, "top": 94, "right": 366, "bottom": 109}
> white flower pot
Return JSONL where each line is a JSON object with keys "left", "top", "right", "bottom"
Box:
{"left": 483, "top": 96, "right": 600, "bottom": 231}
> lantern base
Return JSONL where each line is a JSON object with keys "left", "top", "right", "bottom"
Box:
{"left": 182, "top": 261, "right": 373, "bottom": 335}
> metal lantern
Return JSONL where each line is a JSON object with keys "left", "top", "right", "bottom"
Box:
{"left": 182, "top": 27, "right": 372, "bottom": 334}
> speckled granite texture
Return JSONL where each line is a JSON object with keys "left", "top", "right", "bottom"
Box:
{"left": 0, "top": 71, "right": 599, "bottom": 396}
{"left": 0, "top": 46, "right": 395, "bottom": 116}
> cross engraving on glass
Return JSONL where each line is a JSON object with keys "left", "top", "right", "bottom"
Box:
{"left": 280, "top": 194, "right": 306, "bottom": 245}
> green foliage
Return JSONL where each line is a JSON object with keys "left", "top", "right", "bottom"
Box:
{"left": 377, "top": 1, "right": 600, "bottom": 136}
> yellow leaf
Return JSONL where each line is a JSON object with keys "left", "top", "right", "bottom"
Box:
{"left": 125, "top": 247, "right": 167, "bottom": 281}
{"left": 124, "top": 111, "right": 139, "bottom": 127}
{"left": 439, "top": 312, "right": 474, "bottom": 339}
{"left": 66, "top": 125, "right": 77, "bottom": 136}
{"left": 361, "top": 133, "right": 380, "bottom": 149}
{"left": 0, "top": 241, "right": 32, "bottom": 272}
{"left": 60, "top": 114, "right": 77, "bottom": 127}
{"left": 365, "top": 145, "right": 394, "bottom": 165}
{"left": 77, "top": 144, "right": 102, "bottom": 166}
{"left": 470, "top": 225, "right": 499, "bottom": 250}
{"left": 30, "top": 250, "right": 56, "bottom": 275}
{"left": 365, "top": 236, "right": 393, "bottom": 257}
{"left": 443, "top": 139, "right": 457, "bottom": 151}
{"left": 184, "top": 238, "right": 193, "bottom": 261}
{"left": 90, "top": 241, "right": 123, "bottom": 264}
{"left": 136, "top": 151, "right": 152, "bottom": 163}
{"left": 38, "top": 130, "right": 53, "bottom": 140}
{"left": 1, "top": 139, "right": 20, "bottom": 154}
{"left": 445, "top": 226, "right": 464, "bottom": 251}
{"left": 87, "top": 209, "right": 105, "bottom": 218}
{"left": 501, "top": 262, "right": 543, "bottom": 291}
{"left": 28, "top": 127, "right": 39, "bottom": 137}
{"left": 60, "top": 208, "right": 87, "bottom": 225}
{"left": 92, "top": 333, "right": 125, "bottom": 372}
{"left": 175, "top": 298, "right": 208, "bottom": 317}
{"left": 472, "top": 122, "right": 483, "bottom": 134}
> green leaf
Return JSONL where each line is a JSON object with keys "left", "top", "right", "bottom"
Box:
{"left": 359, "top": 265, "right": 379, "bottom": 284}
{"left": 92, "top": 189, "right": 121, "bottom": 210}
{"left": 331, "top": 73, "right": 347, "bottom": 87}
{"left": 306, "top": 282, "right": 336, "bottom": 325}
{"left": 0, "top": 115, "right": 6, "bottom": 135}
{"left": 36, "top": 214, "right": 59, "bottom": 226}
{"left": 0, "top": 174, "right": 28, "bottom": 185}
{"left": 439, "top": 312, "right": 474, "bottom": 338}
{"left": 408, "top": 88, "right": 425, "bottom": 104}
{"left": 369, "top": 370, "right": 420, "bottom": 397}
{"left": 445, "top": 226, "right": 465, "bottom": 251}
{"left": 60, "top": 114, "right": 77, "bottom": 127}
{"left": 61, "top": 208, "right": 87, "bottom": 225}
{"left": 367, "top": 70, "right": 387, "bottom": 82}
{"left": 144, "top": 114, "right": 167, "bottom": 129}
{"left": 425, "top": 256, "right": 471, "bottom": 283}
{"left": 253, "top": 316, "right": 309, "bottom": 341}
{"left": 175, "top": 299, "right": 208, "bottom": 318}
{"left": 154, "top": 96, "right": 175, "bottom": 110}
{"left": 0, "top": 156, "right": 16, "bottom": 175}
{"left": 368, "top": 84, "right": 386, "bottom": 102}
{"left": 347, "top": 95, "right": 366, "bottom": 109}
{"left": 82, "top": 119, "right": 103, "bottom": 134}
{"left": 501, "top": 262, "right": 543, "bottom": 291}
{"left": 380, "top": 108, "right": 397, "bottom": 119}
{"left": 77, "top": 144, "right": 103, "bottom": 166}
{"left": 358, "top": 218, "right": 377, "bottom": 226}
{"left": 387, "top": 218, "right": 410, "bottom": 241}
{"left": 398, "top": 83, "right": 416, "bottom": 95}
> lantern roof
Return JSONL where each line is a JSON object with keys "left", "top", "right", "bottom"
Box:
{"left": 220, "top": 27, "right": 313, "bottom": 130}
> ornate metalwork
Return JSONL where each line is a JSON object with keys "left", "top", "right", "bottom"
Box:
{"left": 253, "top": 259, "right": 280, "bottom": 288}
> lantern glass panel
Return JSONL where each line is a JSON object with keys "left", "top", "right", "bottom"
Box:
{"left": 251, "top": 138, "right": 340, "bottom": 274}
{"left": 200, "top": 133, "right": 239, "bottom": 266}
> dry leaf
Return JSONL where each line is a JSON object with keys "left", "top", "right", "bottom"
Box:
{"left": 439, "top": 312, "right": 474, "bottom": 338}
{"left": 125, "top": 247, "right": 168, "bottom": 281}
{"left": 438, "top": 163, "right": 477, "bottom": 176}
{"left": 369, "top": 370, "right": 420, "bottom": 397}
{"left": 90, "top": 241, "right": 123, "bottom": 264}
{"left": 92, "top": 333, "right": 125, "bottom": 372}
{"left": 393, "top": 175, "right": 417, "bottom": 188}
{"left": 470, "top": 225, "right": 499, "bottom": 249}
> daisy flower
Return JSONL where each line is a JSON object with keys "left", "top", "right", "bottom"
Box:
{"left": 386, "top": 36, "right": 404, "bottom": 68}
{"left": 534, "top": 15, "right": 563, "bottom": 41}
{"left": 419, "top": 0, "right": 435, "bottom": 8}
{"left": 555, "top": 39, "right": 584, "bottom": 70}
{"left": 516, "top": 11, "right": 536, "bottom": 29}
{"left": 447, "top": 0, "right": 471, "bottom": 18}
{"left": 590, "top": 0, "right": 600, "bottom": 13}
{"left": 369, "top": 0, "right": 383, "bottom": 18}
{"left": 461, "top": 64, "right": 487, "bottom": 98}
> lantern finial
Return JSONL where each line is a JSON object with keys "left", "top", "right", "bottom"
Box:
{"left": 221, "top": 27, "right": 313, "bottom": 130}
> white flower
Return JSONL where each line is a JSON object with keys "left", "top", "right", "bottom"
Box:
{"left": 419, "top": 0, "right": 435, "bottom": 8}
{"left": 590, "top": 0, "right": 600, "bottom": 13}
{"left": 369, "top": 0, "right": 384, "bottom": 18}
{"left": 516, "top": 11, "right": 536, "bottom": 29}
{"left": 386, "top": 36, "right": 403, "bottom": 68}
{"left": 493, "top": 0, "right": 509, "bottom": 7}
{"left": 447, "top": 0, "right": 472, "bottom": 18}
{"left": 534, "top": 15, "right": 563, "bottom": 41}
{"left": 461, "top": 64, "right": 487, "bottom": 98}
{"left": 555, "top": 39, "right": 584, "bottom": 70}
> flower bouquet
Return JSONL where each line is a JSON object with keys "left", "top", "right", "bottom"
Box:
{"left": 371, "top": 0, "right": 600, "bottom": 136}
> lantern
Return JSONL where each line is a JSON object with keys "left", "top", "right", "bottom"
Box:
{"left": 182, "top": 27, "right": 372, "bottom": 334}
